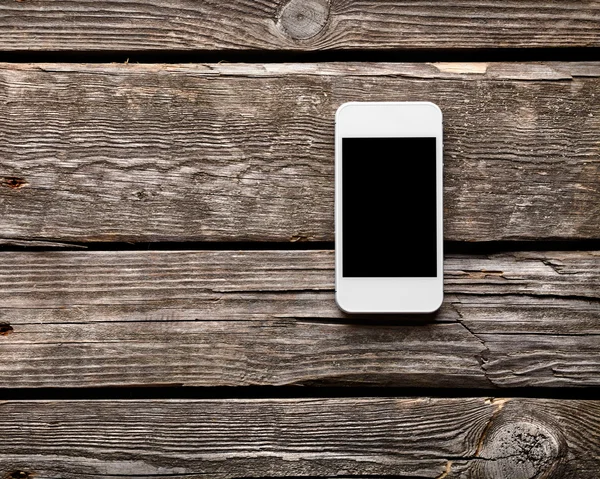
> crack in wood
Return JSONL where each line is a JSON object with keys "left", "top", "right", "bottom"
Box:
{"left": 476, "top": 398, "right": 511, "bottom": 456}
{"left": 435, "top": 460, "right": 453, "bottom": 479}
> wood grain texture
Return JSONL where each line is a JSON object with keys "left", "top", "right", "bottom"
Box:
{"left": 0, "top": 398, "right": 598, "bottom": 478}
{"left": 0, "top": 0, "right": 599, "bottom": 51}
{"left": 1, "top": 62, "right": 599, "bottom": 244}
{"left": 0, "top": 250, "right": 598, "bottom": 389}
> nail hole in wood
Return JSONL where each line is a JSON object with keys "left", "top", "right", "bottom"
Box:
{"left": 7, "top": 472, "right": 33, "bottom": 479}
{"left": 2, "top": 177, "right": 28, "bottom": 189}
{"left": 0, "top": 323, "right": 14, "bottom": 336}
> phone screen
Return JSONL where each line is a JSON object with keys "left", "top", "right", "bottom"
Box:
{"left": 342, "top": 137, "right": 437, "bottom": 277}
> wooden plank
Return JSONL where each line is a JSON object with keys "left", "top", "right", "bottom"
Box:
{"left": 1, "top": 1, "right": 599, "bottom": 51}
{"left": 0, "top": 398, "right": 598, "bottom": 478}
{"left": 0, "top": 250, "right": 598, "bottom": 389}
{"left": 1, "top": 62, "right": 599, "bottom": 244}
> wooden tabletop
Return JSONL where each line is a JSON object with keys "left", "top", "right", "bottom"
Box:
{"left": 0, "top": 2, "right": 599, "bottom": 478}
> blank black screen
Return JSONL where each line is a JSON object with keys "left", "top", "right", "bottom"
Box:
{"left": 342, "top": 137, "right": 437, "bottom": 277}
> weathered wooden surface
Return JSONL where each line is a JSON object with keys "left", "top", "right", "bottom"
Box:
{"left": 1, "top": 2, "right": 598, "bottom": 477}
{"left": 1, "top": 0, "right": 599, "bottom": 51}
{"left": 0, "top": 398, "right": 598, "bottom": 478}
{"left": 0, "top": 250, "right": 597, "bottom": 389}
{"left": 1, "top": 62, "right": 599, "bottom": 244}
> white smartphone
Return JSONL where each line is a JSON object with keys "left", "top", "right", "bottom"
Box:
{"left": 335, "top": 102, "right": 443, "bottom": 313}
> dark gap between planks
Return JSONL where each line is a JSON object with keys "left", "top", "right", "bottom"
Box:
{"left": 0, "top": 386, "right": 598, "bottom": 401}
{"left": 1, "top": 240, "right": 599, "bottom": 253}
{"left": 1, "top": 46, "right": 600, "bottom": 64}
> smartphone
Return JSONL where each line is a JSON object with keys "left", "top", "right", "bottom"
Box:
{"left": 335, "top": 102, "right": 443, "bottom": 313}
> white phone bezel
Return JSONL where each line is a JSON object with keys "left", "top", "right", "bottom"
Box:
{"left": 335, "top": 101, "right": 444, "bottom": 313}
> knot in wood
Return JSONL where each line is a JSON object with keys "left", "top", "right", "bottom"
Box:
{"left": 479, "top": 419, "right": 566, "bottom": 479}
{"left": 277, "top": 0, "right": 330, "bottom": 41}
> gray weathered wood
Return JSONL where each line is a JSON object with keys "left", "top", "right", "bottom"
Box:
{"left": 0, "top": 398, "right": 598, "bottom": 478}
{"left": 0, "top": 0, "right": 599, "bottom": 51}
{"left": 0, "top": 250, "right": 597, "bottom": 389}
{"left": 1, "top": 62, "right": 599, "bottom": 243}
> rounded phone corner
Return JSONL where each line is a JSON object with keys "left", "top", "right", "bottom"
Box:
{"left": 422, "top": 102, "right": 443, "bottom": 121}
{"left": 423, "top": 291, "right": 444, "bottom": 314}
{"left": 335, "top": 291, "right": 354, "bottom": 314}
{"left": 335, "top": 102, "right": 359, "bottom": 123}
